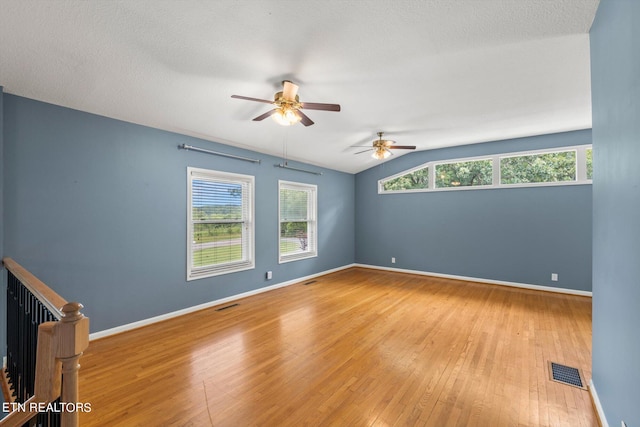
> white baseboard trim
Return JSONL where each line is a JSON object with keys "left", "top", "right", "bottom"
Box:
{"left": 589, "top": 379, "right": 609, "bottom": 427}
{"left": 354, "top": 263, "right": 592, "bottom": 297}
{"left": 90, "top": 263, "right": 356, "bottom": 341}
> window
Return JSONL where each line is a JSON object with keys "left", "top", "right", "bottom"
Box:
{"left": 279, "top": 181, "right": 317, "bottom": 263}
{"left": 378, "top": 144, "right": 592, "bottom": 194}
{"left": 380, "top": 165, "right": 429, "bottom": 192}
{"left": 435, "top": 159, "right": 492, "bottom": 188}
{"left": 187, "top": 167, "right": 254, "bottom": 280}
{"left": 500, "top": 150, "right": 576, "bottom": 184}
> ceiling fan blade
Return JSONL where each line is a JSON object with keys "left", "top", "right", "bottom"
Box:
{"left": 354, "top": 148, "right": 374, "bottom": 155}
{"left": 252, "top": 109, "right": 278, "bottom": 121}
{"left": 296, "top": 110, "right": 315, "bottom": 127}
{"left": 389, "top": 145, "right": 417, "bottom": 150}
{"left": 231, "top": 95, "right": 274, "bottom": 104}
{"left": 282, "top": 81, "right": 299, "bottom": 102}
{"left": 300, "top": 102, "right": 341, "bottom": 112}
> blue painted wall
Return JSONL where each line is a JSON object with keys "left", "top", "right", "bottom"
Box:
{"left": 0, "top": 87, "right": 5, "bottom": 360}
{"left": 591, "top": 0, "right": 640, "bottom": 425}
{"left": 1, "top": 94, "right": 355, "bottom": 334}
{"left": 355, "top": 130, "right": 592, "bottom": 291}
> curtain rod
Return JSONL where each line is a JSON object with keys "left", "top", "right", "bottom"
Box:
{"left": 274, "top": 162, "right": 323, "bottom": 176}
{"left": 179, "top": 144, "right": 261, "bottom": 164}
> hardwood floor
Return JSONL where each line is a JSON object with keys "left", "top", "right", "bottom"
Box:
{"left": 79, "top": 268, "right": 595, "bottom": 426}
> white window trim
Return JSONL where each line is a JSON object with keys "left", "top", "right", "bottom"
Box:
{"left": 278, "top": 180, "right": 318, "bottom": 264}
{"left": 378, "top": 144, "right": 592, "bottom": 194}
{"left": 187, "top": 167, "right": 255, "bottom": 281}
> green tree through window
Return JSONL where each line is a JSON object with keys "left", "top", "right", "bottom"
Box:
{"left": 382, "top": 166, "right": 429, "bottom": 191}
{"left": 435, "top": 159, "right": 492, "bottom": 188}
{"left": 500, "top": 151, "right": 576, "bottom": 184}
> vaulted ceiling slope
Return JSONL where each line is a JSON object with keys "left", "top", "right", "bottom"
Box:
{"left": 0, "top": 0, "right": 599, "bottom": 173}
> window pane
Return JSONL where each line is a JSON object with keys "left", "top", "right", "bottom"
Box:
{"left": 586, "top": 148, "right": 593, "bottom": 180}
{"left": 435, "top": 159, "right": 492, "bottom": 188}
{"left": 500, "top": 151, "right": 576, "bottom": 184}
{"left": 280, "top": 221, "right": 309, "bottom": 256}
{"left": 280, "top": 188, "right": 308, "bottom": 220}
{"left": 192, "top": 179, "right": 243, "bottom": 220}
{"left": 382, "top": 167, "right": 429, "bottom": 191}
{"left": 192, "top": 223, "right": 244, "bottom": 268}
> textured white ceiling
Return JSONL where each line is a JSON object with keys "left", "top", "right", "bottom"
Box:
{"left": 0, "top": 0, "right": 599, "bottom": 173}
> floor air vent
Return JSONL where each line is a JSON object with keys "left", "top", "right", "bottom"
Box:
{"left": 549, "top": 362, "right": 586, "bottom": 389}
{"left": 215, "top": 303, "right": 239, "bottom": 312}
{"left": 304, "top": 280, "right": 318, "bottom": 286}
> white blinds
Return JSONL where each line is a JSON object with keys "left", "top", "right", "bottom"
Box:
{"left": 280, "top": 188, "right": 309, "bottom": 221}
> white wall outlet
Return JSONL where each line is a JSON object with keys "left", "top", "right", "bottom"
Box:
{"left": 551, "top": 273, "right": 558, "bottom": 281}
{"left": 391, "top": 257, "right": 396, "bottom": 264}
{"left": 266, "top": 271, "right": 272, "bottom": 280}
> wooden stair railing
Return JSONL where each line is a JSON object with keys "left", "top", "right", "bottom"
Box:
{"left": 1, "top": 258, "right": 89, "bottom": 427}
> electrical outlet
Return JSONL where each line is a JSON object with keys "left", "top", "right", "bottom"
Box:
{"left": 551, "top": 273, "right": 558, "bottom": 281}
{"left": 391, "top": 257, "right": 396, "bottom": 264}
{"left": 266, "top": 271, "right": 272, "bottom": 280}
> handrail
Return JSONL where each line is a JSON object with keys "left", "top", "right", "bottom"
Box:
{"left": 1, "top": 258, "right": 90, "bottom": 427}
{"left": 2, "top": 258, "right": 66, "bottom": 319}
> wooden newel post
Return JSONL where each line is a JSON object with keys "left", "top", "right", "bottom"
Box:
{"left": 56, "top": 302, "right": 90, "bottom": 427}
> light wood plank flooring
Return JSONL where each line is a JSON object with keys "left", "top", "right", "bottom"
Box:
{"left": 79, "top": 268, "right": 595, "bottom": 426}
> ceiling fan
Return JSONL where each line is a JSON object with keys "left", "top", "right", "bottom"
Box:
{"left": 231, "top": 80, "right": 340, "bottom": 127}
{"left": 354, "top": 132, "right": 417, "bottom": 159}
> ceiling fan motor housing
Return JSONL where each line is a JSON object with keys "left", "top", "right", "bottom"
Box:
{"left": 274, "top": 91, "right": 300, "bottom": 108}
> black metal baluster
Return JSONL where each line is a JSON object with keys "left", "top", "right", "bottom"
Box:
{"left": 18, "top": 282, "right": 25, "bottom": 402}
{"left": 6, "top": 273, "right": 16, "bottom": 398}
{"left": 4, "top": 270, "right": 61, "bottom": 427}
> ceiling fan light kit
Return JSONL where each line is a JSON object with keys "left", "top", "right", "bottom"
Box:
{"left": 372, "top": 147, "right": 392, "bottom": 160}
{"left": 272, "top": 106, "right": 301, "bottom": 126}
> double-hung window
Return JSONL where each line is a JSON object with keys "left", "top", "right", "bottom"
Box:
{"left": 279, "top": 181, "right": 317, "bottom": 263}
{"left": 187, "top": 167, "right": 254, "bottom": 280}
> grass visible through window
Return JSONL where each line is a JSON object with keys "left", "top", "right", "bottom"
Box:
{"left": 280, "top": 240, "right": 300, "bottom": 254}
{"left": 193, "top": 245, "right": 242, "bottom": 267}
